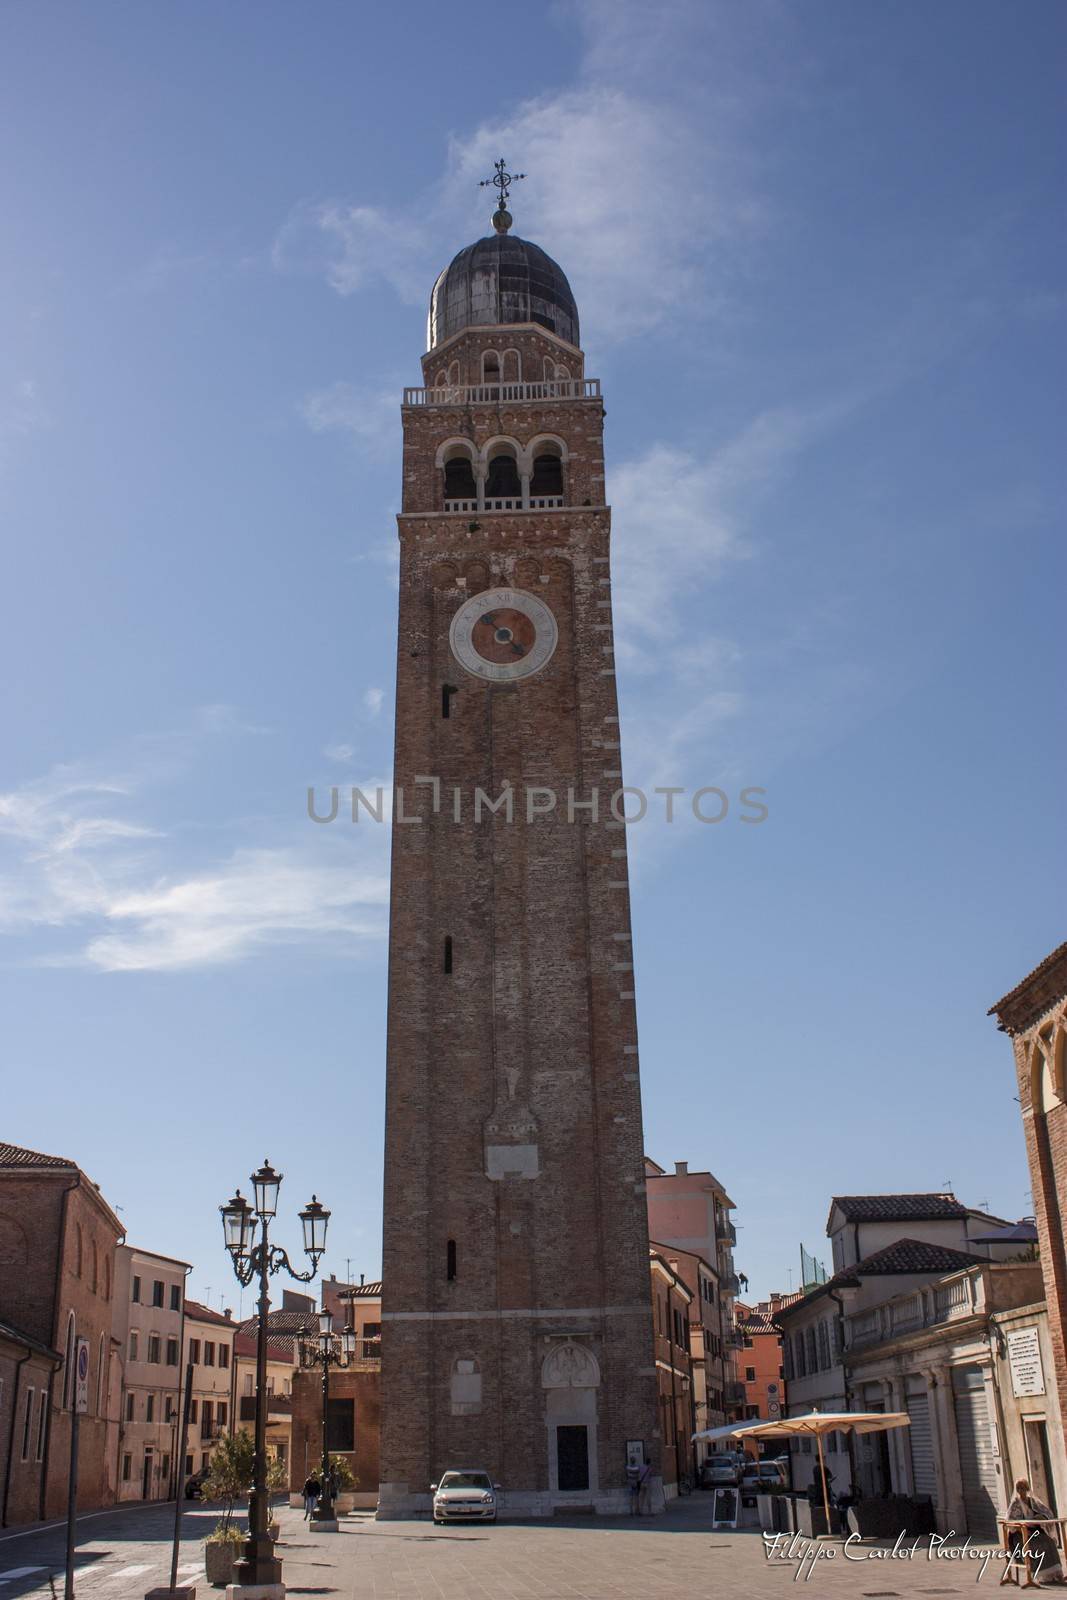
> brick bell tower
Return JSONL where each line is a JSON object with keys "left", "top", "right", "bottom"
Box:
{"left": 378, "top": 165, "right": 661, "bottom": 1518}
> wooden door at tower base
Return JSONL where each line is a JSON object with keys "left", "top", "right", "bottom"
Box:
{"left": 556, "top": 1425, "right": 590, "bottom": 1491}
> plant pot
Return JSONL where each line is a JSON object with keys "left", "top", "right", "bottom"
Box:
{"left": 205, "top": 1542, "right": 238, "bottom": 1588}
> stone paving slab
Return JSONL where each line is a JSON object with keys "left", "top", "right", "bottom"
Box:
{"left": 0, "top": 1497, "right": 1018, "bottom": 1600}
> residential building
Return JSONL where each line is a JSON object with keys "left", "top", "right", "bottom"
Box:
{"left": 379, "top": 199, "right": 660, "bottom": 1519}
{"left": 645, "top": 1158, "right": 740, "bottom": 1426}
{"left": 841, "top": 1258, "right": 1064, "bottom": 1538}
{"left": 648, "top": 1242, "right": 725, "bottom": 1465}
{"left": 989, "top": 941, "right": 1067, "bottom": 1446}
{"left": 0, "top": 1141, "right": 123, "bottom": 1522}
{"left": 0, "top": 1317, "right": 61, "bottom": 1527}
{"left": 289, "top": 1297, "right": 382, "bottom": 1506}
{"left": 650, "top": 1251, "right": 694, "bottom": 1497}
{"left": 181, "top": 1301, "right": 236, "bottom": 1481}
{"left": 827, "top": 1192, "right": 1014, "bottom": 1276}
{"left": 735, "top": 1294, "right": 797, "bottom": 1431}
{"left": 113, "top": 1245, "right": 190, "bottom": 1501}
{"left": 234, "top": 1308, "right": 315, "bottom": 1479}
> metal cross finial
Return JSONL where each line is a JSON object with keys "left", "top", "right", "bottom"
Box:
{"left": 480, "top": 158, "right": 525, "bottom": 206}
{"left": 480, "top": 158, "right": 525, "bottom": 230}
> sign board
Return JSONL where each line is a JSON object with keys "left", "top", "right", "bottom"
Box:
{"left": 625, "top": 1440, "right": 646, "bottom": 1472}
{"left": 712, "top": 1487, "right": 738, "bottom": 1529}
{"left": 74, "top": 1336, "right": 90, "bottom": 1414}
{"left": 1008, "top": 1327, "right": 1045, "bottom": 1398}
{"left": 767, "top": 1399, "right": 781, "bottom": 1418}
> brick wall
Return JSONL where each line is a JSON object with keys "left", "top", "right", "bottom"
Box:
{"left": 288, "top": 1366, "right": 380, "bottom": 1497}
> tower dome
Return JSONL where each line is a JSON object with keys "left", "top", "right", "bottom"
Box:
{"left": 427, "top": 231, "right": 580, "bottom": 352}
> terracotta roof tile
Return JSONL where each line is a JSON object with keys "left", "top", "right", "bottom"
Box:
{"left": 988, "top": 941, "right": 1067, "bottom": 1035}
{"left": 0, "top": 1140, "right": 77, "bottom": 1169}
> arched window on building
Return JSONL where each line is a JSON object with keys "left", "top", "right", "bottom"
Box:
{"left": 443, "top": 454, "right": 477, "bottom": 505}
{"left": 501, "top": 349, "right": 521, "bottom": 383}
{"left": 530, "top": 446, "right": 564, "bottom": 501}
{"left": 481, "top": 351, "right": 500, "bottom": 387}
{"left": 91, "top": 1240, "right": 98, "bottom": 1294}
{"left": 485, "top": 450, "right": 521, "bottom": 502}
{"left": 74, "top": 1224, "right": 83, "bottom": 1278}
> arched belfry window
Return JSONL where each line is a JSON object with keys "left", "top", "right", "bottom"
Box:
{"left": 530, "top": 449, "right": 564, "bottom": 499}
{"left": 486, "top": 452, "right": 521, "bottom": 500}
{"left": 482, "top": 351, "right": 500, "bottom": 386}
{"left": 501, "top": 350, "right": 520, "bottom": 383}
{"left": 444, "top": 457, "right": 477, "bottom": 501}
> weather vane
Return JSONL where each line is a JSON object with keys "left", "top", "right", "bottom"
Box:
{"left": 480, "top": 157, "right": 525, "bottom": 233}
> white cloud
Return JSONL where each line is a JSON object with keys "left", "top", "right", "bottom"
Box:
{"left": 363, "top": 687, "right": 384, "bottom": 716}
{"left": 323, "top": 742, "right": 355, "bottom": 764}
{"left": 0, "top": 755, "right": 389, "bottom": 973}
{"left": 300, "top": 382, "right": 397, "bottom": 455}
{"left": 272, "top": 5, "right": 765, "bottom": 345}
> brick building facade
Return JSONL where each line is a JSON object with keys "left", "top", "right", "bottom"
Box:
{"left": 989, "top": 941, "right": 1067, "bottom": 1459}
{"left": 379, "top": 209, "right": 659, "bottom": 1516}
{"left": 0, "top": 1142, "right": 123, "bottom": 1521}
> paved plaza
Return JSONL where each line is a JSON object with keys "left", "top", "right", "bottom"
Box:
{"left": 0, "top": 1497, "right": 1021, "bottom": 1600}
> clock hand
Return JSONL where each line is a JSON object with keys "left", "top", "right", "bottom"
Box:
{"left": 479, "top": 612, "right": 497, "bottom": 627}
{"left": 510, "top": 641, "right": 526, "bottom": 656}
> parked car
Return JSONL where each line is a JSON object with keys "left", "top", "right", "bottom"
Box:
{"left": 431, "top": 1469, "right": 500, "bottom": 1524}
{"left": 184, "top": 1469, "right": 209, "bottom": 1500}
{"left": 756, "top": 1461, "right": 788, "bottom": 1488}
{"left": 703, "top": 1453, "right": 743, "bottom": 1488}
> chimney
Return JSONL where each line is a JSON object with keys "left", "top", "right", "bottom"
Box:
{"left": 674, "top": 1161, "right": 688, "bottom": 1177}
{"left": 360, "top": 1273, "right": 365, "bottom": 1286}
{"left": 223, "top": 1308, "right": 233, "bottom": 1321}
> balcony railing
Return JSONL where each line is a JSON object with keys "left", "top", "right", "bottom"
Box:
{"left": 442, "top": 494, "right": 566, "bottom": 514}
{"left": 403, "top": 378, "right": 600, "bottom": 407}
{"left": 847, "top": 1268, "right": 986, "bottom": 1351}
{"left": 716, "top": 1218, "right": 737, "bottom": 1246}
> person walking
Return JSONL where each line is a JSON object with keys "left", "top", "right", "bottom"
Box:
{"left": 302, "top": 1473, "right": 321, "bottom": 1520}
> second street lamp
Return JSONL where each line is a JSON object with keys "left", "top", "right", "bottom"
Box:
{"left": 302, "top": 1308, "right": 356, "bottom": 1531}
{"left": 220, "top": 1163, "right": 329, "bottom": 1597}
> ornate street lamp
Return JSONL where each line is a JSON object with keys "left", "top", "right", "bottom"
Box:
{"left": 301, "top": 1307, "right": 356, "bottom": 1530}
{"left": 220, "top": 1163, "right": 329, "bottom": 1593}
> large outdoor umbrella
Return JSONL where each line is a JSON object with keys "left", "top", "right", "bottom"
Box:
{"left": 725, "top": 1410, "right": 911, "bottom": 1533}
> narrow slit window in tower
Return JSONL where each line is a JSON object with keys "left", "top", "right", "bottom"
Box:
{"left": 446, "top": 1239, "right": 457, "bottom": 1281}
{"left": 443, "top": 936, "right": 453, "bottom": 974}
{"left": 442, "top": 683, "right": 457, "bottom": 718}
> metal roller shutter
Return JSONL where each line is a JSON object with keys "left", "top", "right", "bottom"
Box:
{"left": 952, "top": 1365, "right": 998, "bottom": 1540}
{"left": 905, "top": 1382, "right": 936, "bottom": 1502}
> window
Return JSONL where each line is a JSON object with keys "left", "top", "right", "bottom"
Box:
{"left": 202, "top": 1401, "right": 214, "bottom": 1437}
{"left": 217, "top": 1401, "right": 227, "bottom": 1427}
{"left": 146, "top": 1394, "right": 155, "bottom": 1422}
{"left": 481, "top": 351, "right": 500, "bottom": 384}
{"left": 125, "top": 1393, "right": 135, "bottom": 1422}
{"left": 779, "top": 1366, "right": 785, "bottom": 1381}
{"left": 122, "top": 1453, "right": 132, "bottom": 1482}
{"left": 161, "top": 1453, "right": 170, "bottom": 1481}
{"left": 185, "top": 1454, "right": 193, "bottom": 1477}
{"left": 21, "top": 1388, "right": 34, "bottom": 1459}
{"left": 204, "top": 1342, "right": 215, "bottom": 1367}
{"left": 147, "top": 1335, "right": 161, "bottom": 1364}
{"left": 166, "top": 1338, "right": 179, "bottom": 1367}
{"left": 218, "top": 1346, "right": 229, "bottom": 1370}
{"left": 152, "top": 1281, "right": 164, "bottom": 1308}
{"left": 529, "top": 451, "right": 563, "bottom": 498}
{"left": 243, "top": 1374, "right": 253, "bottom": 1397}
{"left": 189, "top": 1339, "right": 201, "bottom": 1364}
{"left": 165, "top": 1397, "right": 175, "bottom": 1423}
{"left": 74, "top": 1225, "right": 83, "bottom": 1278}
{"left": 745, "top": 1366, "right": 756, "bottom": 1383}
{"left": 441, "top": 683, "right": 457, "bottom": 719}
{"left": 446, "top": 1239, "right": 457, "bottom": 1282}
{"left": 129, "top": 1331, "right": 139, "bottom": 1361}
{"left": 443, "top": 457, "right": 477, "bottom": 502}
{"left": 132, "top": 1275, "right": 141, "bottom": 1304}
{"left": 443, "top": 936, "right": 453, "bottom": 974}
{"left": 485, "top": 452, "right": 521, "bottom": 500}
{"left": 326, "top": 1397, "right": 355, "bottom": 1453}
{"left": 170, "top": 1285, "right": 181, "bottom": 1312}
{"left": 190, "top": 1399, "right": 198, "bottom": 1422}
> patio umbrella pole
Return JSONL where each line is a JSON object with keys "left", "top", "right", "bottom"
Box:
{"left": 815, "top": 1429, "right": 831, "bottom": 1536}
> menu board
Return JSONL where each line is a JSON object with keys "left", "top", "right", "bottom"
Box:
{"left": 712, "top": 1487, "right": 738, "bottom": 1528}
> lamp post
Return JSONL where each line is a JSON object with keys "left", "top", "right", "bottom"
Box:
{"left": 302, "top": 1309, "right": 356, "bottom": 1530}
{"left": 220, "top": 1163, "right": 329, "bottom": 1595}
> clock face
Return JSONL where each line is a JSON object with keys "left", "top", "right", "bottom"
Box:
{"left": 449, "top": 587, "right": 558, "bottom": 682}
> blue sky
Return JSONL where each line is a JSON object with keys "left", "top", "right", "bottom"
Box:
{"left": 1, "top": 0, "right": 1064, "bottom": 1306}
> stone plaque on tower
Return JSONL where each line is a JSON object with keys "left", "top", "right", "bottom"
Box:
{"left": 378, "top": 168, "right": 661, "bottom": 1517}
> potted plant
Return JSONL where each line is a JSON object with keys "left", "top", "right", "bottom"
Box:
{"left": 328, "top": 1455, "right": 359, "bottom": 1515}
{"left": 202, "top": 1432, "right": 255, "bottom": 1587}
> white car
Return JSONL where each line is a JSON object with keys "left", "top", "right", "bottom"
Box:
{"left": 431, "top": 1469, "right": 500, "bottom": 1524}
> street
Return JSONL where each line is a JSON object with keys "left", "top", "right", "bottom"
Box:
{"left": 0, "top": 1496, "right": 1015, "bottom": 1600}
